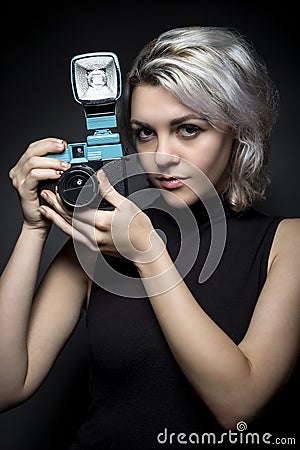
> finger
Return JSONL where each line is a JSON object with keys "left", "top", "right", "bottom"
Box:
{"left": 26, "top": 138, "right": 67, "bottom": 157}
{"left": 97, "top": 169, "right": 126, "bottom": 209}
{"left": 71, "top": 211, "right": 115, "bottom": 246}
{"left": 9, "top": 140, "right": 70, "bottom": 182}
{"left": 21, "top": 155, "right": 70, "bottom": 189}
{"left": 72, "top": 215, "right": 96, "bottom": 235}
{"left": 66, "top": 207, "right": 112, "bottom": 251}
{"left": 50, "top": 193, "right": 109, "bottom": 240}
{"left": 72, "top": 206, "right": 114, "bottom": 230}
{"left": 39, "top": 205, "right": 73, "bottom": 235}
{"left": 39, "top": 205, "right": 98, "bottom": 251}
{"left": 18, "top": 169, "right": 62, "bottom": 194}
{"left": 23, "top": 156, "right": 71, "bottom": 174}
{"left": 72, "top": 216, "right": 110, "bottom": 252}
{"left": 41, "top": 190, "right": 106, "bottom": 230}
{"left": 24, "top": 167, "right": 66, "bottom": 185}
{"left": 40, "top": 191, "right": 72, "bottom": 223}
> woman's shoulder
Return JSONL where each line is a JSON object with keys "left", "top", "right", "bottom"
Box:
{"left": 271, "top": 217, "right": 300, "bottom": 252}
{"left": 260, "top": 215, "right": 300, "bottom": 276}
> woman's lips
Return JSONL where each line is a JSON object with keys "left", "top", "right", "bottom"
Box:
{"left": 158, "top": 176, "right": 188, "bottom": 189}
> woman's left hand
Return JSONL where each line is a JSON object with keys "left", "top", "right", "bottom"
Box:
{"left": 38, "top": 170, "right": 164, "bottom": 264}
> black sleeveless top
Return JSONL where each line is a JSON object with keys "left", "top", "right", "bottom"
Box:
{"left": 70, "top": 197, "right": 284, "bottom": 449}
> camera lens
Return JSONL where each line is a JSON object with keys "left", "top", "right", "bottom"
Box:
{"left": 58, "top": 165, "right": 99, "bottom": 208}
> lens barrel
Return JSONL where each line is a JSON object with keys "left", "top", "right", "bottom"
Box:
{"left": 58, "top": 165, "right": 99, "bottom": 208}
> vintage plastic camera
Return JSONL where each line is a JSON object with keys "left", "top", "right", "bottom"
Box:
{"left": 38, "top": 52, "right": 128, "bottom": 210}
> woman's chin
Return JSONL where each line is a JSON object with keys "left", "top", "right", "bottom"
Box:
{"left": 160, "top": 189, "right": 199, "bottom": 209}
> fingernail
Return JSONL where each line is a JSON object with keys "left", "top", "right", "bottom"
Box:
{"left": 41, "top": 191, "right": 48, "bottom": 199}
{"left": 56, "top": 139, "right": 65, "bottom": 148}
{"left": 39, "top": 206, "right": 48, "bottom": 215}
{"left": 61, "top": 161, "right": 70, "bottom": 168}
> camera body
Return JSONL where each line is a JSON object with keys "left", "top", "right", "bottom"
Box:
{"left": 38, "top": 52, "right": 128, "bottom": 210}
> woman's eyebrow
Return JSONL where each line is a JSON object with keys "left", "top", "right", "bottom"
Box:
{"left": 170, "top": 114, "right": 206, "bottom": 126}
{"left": 130, "top": 115, "right": 206, "bottom": 128}
{"left": 130, "top": 119, "right": 149, "bottom": 127}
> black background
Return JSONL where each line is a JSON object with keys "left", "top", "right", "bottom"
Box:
{"left": 0, "top": 1, "right": 299, "bottom": 449}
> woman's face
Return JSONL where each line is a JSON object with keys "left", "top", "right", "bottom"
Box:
{"left": 130, "top": 85, "right": 235, "bottom": 207}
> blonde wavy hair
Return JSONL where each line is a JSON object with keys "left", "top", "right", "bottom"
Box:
{"left": 120, "top": 26, "right": 279, "bottom": 211}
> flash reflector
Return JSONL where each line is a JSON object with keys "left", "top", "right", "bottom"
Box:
{"left": 39, "top": 51, "right": 128, "bottom": 210}
{"left": 71, "top": 53, "right": 121, "bottom": 105}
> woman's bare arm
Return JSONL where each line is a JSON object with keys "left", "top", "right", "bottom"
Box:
{"left": 135, "top": 218, "right": 300, "bottom": 429}
{"left": 0, "top": 231, "right": 89, "bottom": 412}
{"left": 0, "top": 137, "right": 91, "bottom": 411}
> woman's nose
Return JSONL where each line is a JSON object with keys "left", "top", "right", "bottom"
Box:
{"left": 154, "top": 137, "right": 180, "bottom": 168}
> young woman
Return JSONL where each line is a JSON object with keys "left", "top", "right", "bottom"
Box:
{"left": 1, "top": 26, "right": 299, "bottom": 448}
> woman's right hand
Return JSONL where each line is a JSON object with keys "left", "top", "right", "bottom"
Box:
{"left": 9, "top": 137, "right": 71, "bottom": 232}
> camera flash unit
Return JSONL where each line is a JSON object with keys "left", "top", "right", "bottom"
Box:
{"left": 39, "top": 52, "right": 127, "bottom": 210}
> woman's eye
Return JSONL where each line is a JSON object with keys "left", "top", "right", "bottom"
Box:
{"left": 135, "top": 127, "right": 155, "bottom": 140}
{"left": 178, "top": 124, "right": 201, "bottom": 138}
